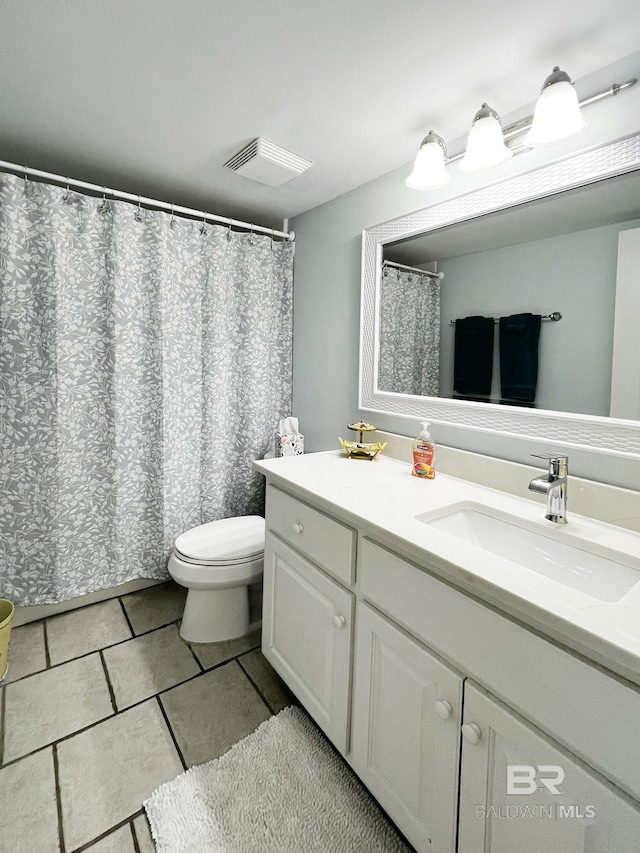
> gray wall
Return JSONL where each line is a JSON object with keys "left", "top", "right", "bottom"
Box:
{"left": 290, "top": 52, "right": 640, "bottom": 489}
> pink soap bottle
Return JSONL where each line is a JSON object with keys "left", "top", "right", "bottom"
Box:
{"left": 412, "top": 422, "right": 436, "bottom": 479}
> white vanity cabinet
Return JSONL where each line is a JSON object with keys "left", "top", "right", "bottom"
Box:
{"left": 351, "top": 602, "right": 463, "bottom": 852}
{"left": 261, "top": 487, "right": 356, "bottom": 754}
{"left": 259, "top": 479, "right": 640, "bottom": 853}
{"left": 359, "top": 537, "right": 640, "bottom": 852}
{"left": 458, "top": 683, "right": 640, "bottom": 853}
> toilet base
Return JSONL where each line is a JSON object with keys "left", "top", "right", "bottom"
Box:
{"left": 179, "top": 586, "right": 250, "bottom": 643}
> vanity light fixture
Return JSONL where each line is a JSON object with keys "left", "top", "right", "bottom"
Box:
{"left": 405, "top": 131, "right": 451, "bottom": 189}
{"left": 526, "top": 67, "right": 587, "bottom": 146}
{"left": 458, "top": 103, "right": 513, "bottom": 172}
{"left": 406, "top": 70, "right": 637, "bottom": 190}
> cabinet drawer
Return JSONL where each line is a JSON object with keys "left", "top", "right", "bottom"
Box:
{"left": 266, "top": 486, "right": 356, "bottom": 585}
{"left": 359, "top": 536, "right": 640, "bottom": 802}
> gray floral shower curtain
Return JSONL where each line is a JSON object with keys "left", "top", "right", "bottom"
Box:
{"left": 378, "top": 266, "right": 440, "bottom": 396}
{"left": 0, "top": 174, "right": 294, "bottom": 605}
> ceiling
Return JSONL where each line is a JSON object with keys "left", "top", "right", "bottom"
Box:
{"left": 1, "top": 0, "right": 640, "bottom": 230}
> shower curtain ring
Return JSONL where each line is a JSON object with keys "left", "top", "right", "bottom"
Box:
{"left": 62, "top": 178, "right": 72, "bottom": 203}
{"left": 97, "top": 188, "right": 109, "bottom": 215}
{"left": 170, "top": 204, "right": 175, "bottom": 228}
{"left": 226, "top": 223, "right": 233, "bottom": 241}
{"left": 249, "top": 224, "right": 255, "bottom": 245}
{"left": 135, "top": 195, "right": 143, "bottom": 222}
{"left": 199, "top": 215, "right": 208, "bottom": 235}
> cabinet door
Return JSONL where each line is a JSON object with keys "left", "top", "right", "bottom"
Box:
{"left": 262, "top": 533, "right": 354, "bottom": 754}
{"left": 458, "top": 682, "right": 640, "bottom": 853}
{"left": 351, "top": 602, "right": 463, "bottom": 853}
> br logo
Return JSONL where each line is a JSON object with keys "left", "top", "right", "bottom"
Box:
{"left": 507, "top": 765, "right": 565, "bottom": 796}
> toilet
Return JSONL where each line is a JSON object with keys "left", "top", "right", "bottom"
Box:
{"left": 168, "top": 515, "right": 265, "bottom": 644}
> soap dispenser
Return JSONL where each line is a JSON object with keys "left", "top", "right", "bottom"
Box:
{"left": 412, "top": 422, "right": 436, "bottom": 479}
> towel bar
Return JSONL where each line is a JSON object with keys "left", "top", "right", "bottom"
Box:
{"left": 450, "top": 312, "right": 562, "bottom": 325}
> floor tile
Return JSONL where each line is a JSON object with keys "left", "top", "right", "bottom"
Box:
{"left": 57, "top": 700, "right": 183, "bottom": 851}
{"left": 133, "top": 814, "right": 156, "bottom": 853}
{"left": 161, "top": 660, "right": 271, "bottom": 767}
{"left": 4, "top": 620, "right": 47, "bottom": 683}
{"left": 120, "top": 582, "right": 186, "bottom": 635}
{"left": 103, "top": 624, "right": 200, "bottom": 710}
{"left": 84, "top": 823, "right": 136, "bottom": 852}
{"left": 46, "top": 599, "right": 132, "bottom": 665}
{"left": 0, "top": 748, "right": 59, "bottom": 852}
{"left": 191, "top": 627, "right": 261, "bottom": 669}
{"left": 238, "top": 648, "right": 295, "bottom": 714}
{"left": 3, "top": 653, "right": 113, "bottom": 762}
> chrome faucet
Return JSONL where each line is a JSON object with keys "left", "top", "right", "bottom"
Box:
{"left": 528, "top": 453, "right": 568, "bottom": 524}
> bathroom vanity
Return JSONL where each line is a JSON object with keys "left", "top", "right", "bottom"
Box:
{"left": 254, "top": 448, "right": 640, "bottom": 853}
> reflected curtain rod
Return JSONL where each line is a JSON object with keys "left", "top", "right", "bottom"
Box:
{"left": 0, "top": 159, "right": 295, "bottom": 242}
{"left": 383, "top": 260, "right": 444, "bottom": 280}
{"left": 450, "top": 312, "right": 562, "bottom": 324}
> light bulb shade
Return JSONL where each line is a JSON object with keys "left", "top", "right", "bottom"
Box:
{"left": 406, "top": 131, "right": 451, "bottom": 190}
{"left": 526, "top": 68, "right": 587, "bottom": 147}
{"left": 459, "top": 104, "right": 513, "bottom": 172}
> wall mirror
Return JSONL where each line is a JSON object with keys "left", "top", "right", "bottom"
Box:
{"left": 360, "top": 133, "right": 640, "bottom": 455}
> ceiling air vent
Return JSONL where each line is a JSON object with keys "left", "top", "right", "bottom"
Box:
{"left": 224, "top": 138, "right": 313, "bottom": 187}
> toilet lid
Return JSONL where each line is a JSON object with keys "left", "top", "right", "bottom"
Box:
{"left": 174, "top": 515, "right": 265, "bottom": 562}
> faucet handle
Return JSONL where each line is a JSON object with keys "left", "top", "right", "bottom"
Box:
{"left": 531, "top": 452, "right": 568, "bottom": 461}
{"left": 531, "top": 453, "right": 568, "bottom": 475}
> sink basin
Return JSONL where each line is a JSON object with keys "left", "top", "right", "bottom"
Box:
{"left": 417, "top": 503, "right": 640, "bottom": 602}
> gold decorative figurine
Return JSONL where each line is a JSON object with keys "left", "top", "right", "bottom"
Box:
{"left": 338, "top": 421, "right": 387, "bottom": 460}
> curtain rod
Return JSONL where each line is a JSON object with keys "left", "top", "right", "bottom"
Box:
{"left": 0, "top": 159, "right": 295, "bottom": 242}
{"left": 383, "top": 260, "right": 444, "bottom": 280}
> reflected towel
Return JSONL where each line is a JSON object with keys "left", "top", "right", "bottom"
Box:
{"left": 499, "top": 313, "right": 541, "bottom": 402}
{"left": 453, "top": 316, "right": 495, "bottom": 396}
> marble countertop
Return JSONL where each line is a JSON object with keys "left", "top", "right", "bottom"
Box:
{"left": 255, "top": 450, "right": 640, "bottom": 688}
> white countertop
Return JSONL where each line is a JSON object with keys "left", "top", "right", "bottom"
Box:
{"left": 255, "top": 450, "right": 640, "bottom": 688}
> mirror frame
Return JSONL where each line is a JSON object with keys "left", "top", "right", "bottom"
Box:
{"left": 360, "top": 133, "right": 640, "bottom": 457}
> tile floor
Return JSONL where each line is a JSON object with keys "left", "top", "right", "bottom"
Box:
{"left": 0, "top": 582, "right": 295, "bottom": 853}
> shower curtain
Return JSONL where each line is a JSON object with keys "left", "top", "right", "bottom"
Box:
{"left": 0, "top": 174, "right": 294, "bottom": 605}
{"left": 378, "top": 266, "right": 440, "bottom": 396}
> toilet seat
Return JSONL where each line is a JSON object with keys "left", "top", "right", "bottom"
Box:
{"left": 174, "top": 515, "right": 264, "bottom": 563}
{"left": 168, "top": 550, "right": 263, "bottom": 590}
{"left": 173, "top": 549, "right": 262, "bottom": 567}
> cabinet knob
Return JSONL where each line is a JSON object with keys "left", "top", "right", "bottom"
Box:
{"left": 332, "top": 614, "right": 347, "bottom": 629}
{"left": 435, "top": 700, "right": 453, "bottom": 720}
{"left": 292, "top": 522, "right": 304, "bottom": 534}
{"left": 461, "top": 723, "right": 482, "bottom": 745}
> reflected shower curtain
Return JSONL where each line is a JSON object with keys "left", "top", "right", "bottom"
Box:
{"left": 0, "top": 175, "right": 293, "bottom": 605}
{"left": 378, "top": 267, "right": 440, "bottom": 396}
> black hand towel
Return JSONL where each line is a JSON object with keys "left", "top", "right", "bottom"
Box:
{"left": 499, "top": 313, "right": 542, "bottom": 402}
{"left": 453, "top": 316, "right": 495, "bottom": 396}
